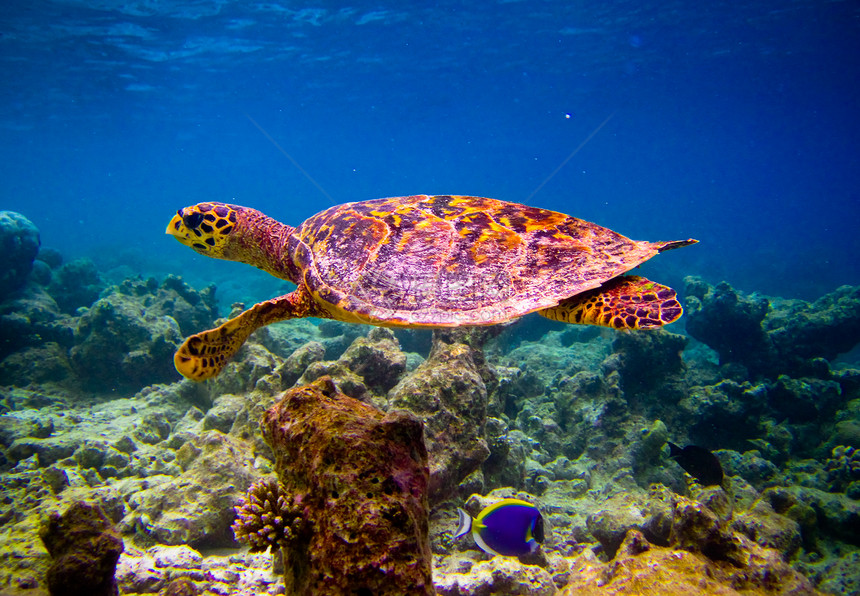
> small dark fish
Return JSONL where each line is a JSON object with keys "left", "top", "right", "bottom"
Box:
{"left": 668, "top": 442, "right": 724, "bottom": 487}
{"left": 454, "top": 498, "right": 544, "bottom": 557}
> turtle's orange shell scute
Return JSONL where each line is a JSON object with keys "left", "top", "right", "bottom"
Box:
{"left": 290, "top": 195, "right": 672, "bottom": 326}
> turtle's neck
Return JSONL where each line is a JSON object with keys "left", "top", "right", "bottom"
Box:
{"left": 232, "top": 207, "right": 298, "bottom": 284}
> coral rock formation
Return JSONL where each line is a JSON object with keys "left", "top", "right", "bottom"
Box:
{"left": 685, "top": 276, "right": 860, "bottom": 378}
{"left": 69, "top": 276, "right": 218, "bottom": 392}
{"left": 260, "top": 376, "right": 434, "bottom": 595}
{"left": 39, "top": 501, "right": 124, "bottom": 596}
{"left": 0, "top": 211, "right": 40, "bottom": 299}
{"left": 560, "top": 526, "right": 819, "bottom": 595}
{"left": 389, "top": 329, "right": 491, "bottom": 503}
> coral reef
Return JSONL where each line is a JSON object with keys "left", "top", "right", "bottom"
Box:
{"left": 389, "top": 328, "right": 492, "bottom": 502}
{"left": 261, "top": 376, "right": 433, "bottom": 595}
{"left": 0, "top": 272, "right": 217, "bottom": 393}
{"left": 685, "top": 276, "right": 860, "bottom": 378}
{"left": 70, "top": 277, "right": 218, "bottom": 392}
{"left": 1, "top": 246, "right": 859, "bottom": 594}
{"left": 48, "top": 257, "right": 105, "bottom": 315}
{"left": 40, "top": 500, "right": 124, "bottom": 596}
{"left": 824, "top": 445, "right": 860, "bottom": 496}
{"left": 438, "top": 487, "right": 820, "bottom": 595}
{"left": 0, "top": 211, "right": 40, "bottom": 299}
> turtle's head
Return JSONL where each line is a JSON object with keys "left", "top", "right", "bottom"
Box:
{"left": 167, "top": 201, "right": 297, "bottom": 282}
{"left": 167, "top": 202, "right": 243, "bottom": 260}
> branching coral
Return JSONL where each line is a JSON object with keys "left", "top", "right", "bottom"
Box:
{"left": 231, "top": 478, "right": 307, "bottom": 553}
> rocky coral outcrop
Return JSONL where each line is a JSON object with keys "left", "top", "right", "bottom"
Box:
{"left": 824, "top": 444, "right": 860, "bottom": 496}
{"left": 764, "top": 485, "right": 860, "bottom": 548}
{"left": 559, "top": 525, "right": 819, "bottom": 595}
{"left": 1, "top": 271, "right": 219, "bottom": 394}
{"left": 48, "top": 257, "right": 105, "bottom": 315}
{"left": 684, "top": 277, "right": 772, "bottom": 373}
{"left": 261, "top": 376, "right": 433, "bottom": 595}
{"left": 0, "top": 282, "right": 72, "bottom": 365}
{"left": 389, "top": 329, "right": 491, "bottom": 503}
{"left": 274, "top": 340, "right": 325, "bottom": 387}
{"left": 585, "top": 490, "right": 673, "bottom": 558}
{"left": 685, "top": 277, "right": 860, "bottom": 378}
{"left": 69, "top": 276, "right": 217, "bottom": 392}
{"left": 603, "top": 330, "right": 688, "bottom": 411}
{"left": 123, "top": 430, "right": 256, "bottom": 548}
{"left": 0, "top": 211, "right": 40, "bottom": 299}
{"left": 295, "top": 327, "right": 408, "bottom": 408}
{"left": 40, "top": 500, "right": 124, "bottom": 596}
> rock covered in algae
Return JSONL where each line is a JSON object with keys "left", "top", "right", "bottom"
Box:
{"left": 823, "top": 444, "right": 860, "bottom": 494}
{"left": 124, "top": 429, "right": 256, "bottom": 548}
{"left": 559, "top": 526, "right": 820, "bottom": 596}
{"left": 388, "top": 329, "right": 491, "bottom": 503}
{"left": 261, "top": 375, "right": 433, "bottom": 595}
{"left": 435, "top": 556, "right": 557, "bottom": 595}
{"left": 39, "top": 500, "right": 124, "bottom": 596}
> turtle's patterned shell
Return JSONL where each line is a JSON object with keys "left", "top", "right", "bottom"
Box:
{"left": 289, "top": 195, "right": 668, "bottom": 326}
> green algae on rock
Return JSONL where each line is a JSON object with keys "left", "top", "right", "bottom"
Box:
{"left": 261, "top": 376, "right": 433, "bottom": 595}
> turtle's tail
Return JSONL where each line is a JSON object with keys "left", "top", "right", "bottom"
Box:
{"left": 656, "top": 238, "right": 698, "bottom": 252}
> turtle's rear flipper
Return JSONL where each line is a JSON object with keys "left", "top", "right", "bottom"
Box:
{"left": 539, "top": 275, "right": 683, "bottom": 329}
{"left": 174, "top": 288, "right": 318, "bottom": 381}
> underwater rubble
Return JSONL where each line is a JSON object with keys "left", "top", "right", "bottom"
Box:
{"left": 0, "top": 211, "right": 859, "bottom": 594}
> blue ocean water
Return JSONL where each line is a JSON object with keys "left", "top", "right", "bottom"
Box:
{"left": 1, "top": 0, "right": 858, "bottom": 301}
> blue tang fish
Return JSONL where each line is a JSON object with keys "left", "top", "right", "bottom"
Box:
{"left": 454, "top": 498, "right": 545, "bottom": 556}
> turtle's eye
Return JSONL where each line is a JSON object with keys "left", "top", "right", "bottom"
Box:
{"left": 182, "top": 211, "right": 204, "bottom": 230}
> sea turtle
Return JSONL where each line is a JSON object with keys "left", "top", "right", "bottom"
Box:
{"left": 166, "top": 195, "right": 696, "bottom": 381}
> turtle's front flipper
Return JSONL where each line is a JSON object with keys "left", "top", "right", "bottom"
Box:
{"left": 175, "top": 288, "right": 319, "bottom": 381}
{"left": 539, "top": 275, "right": 683, "bottom": 329}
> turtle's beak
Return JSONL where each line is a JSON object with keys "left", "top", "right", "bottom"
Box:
{"left": 166, "top": 212, "right": 183, "bottom": 237}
